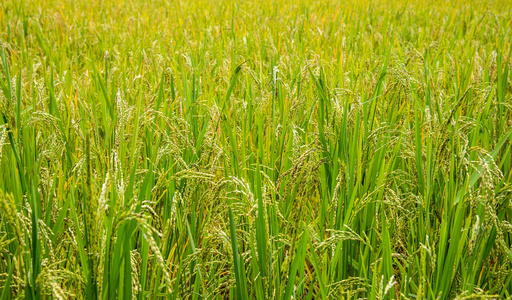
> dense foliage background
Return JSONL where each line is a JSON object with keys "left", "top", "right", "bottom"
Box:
{"left": 0, "top": 0, "right": 511, "bottom": 298}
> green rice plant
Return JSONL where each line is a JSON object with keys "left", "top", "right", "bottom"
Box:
{"left": 0, "top": 0, "right": 511, "bottom": 298}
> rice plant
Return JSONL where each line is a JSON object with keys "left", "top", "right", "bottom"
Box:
{"left": 0, "top": 0, "right": 511, "bottom": 299}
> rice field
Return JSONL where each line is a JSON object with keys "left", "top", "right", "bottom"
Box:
{"left": 1, "top": 0, "right": 512, "bottom": 298}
